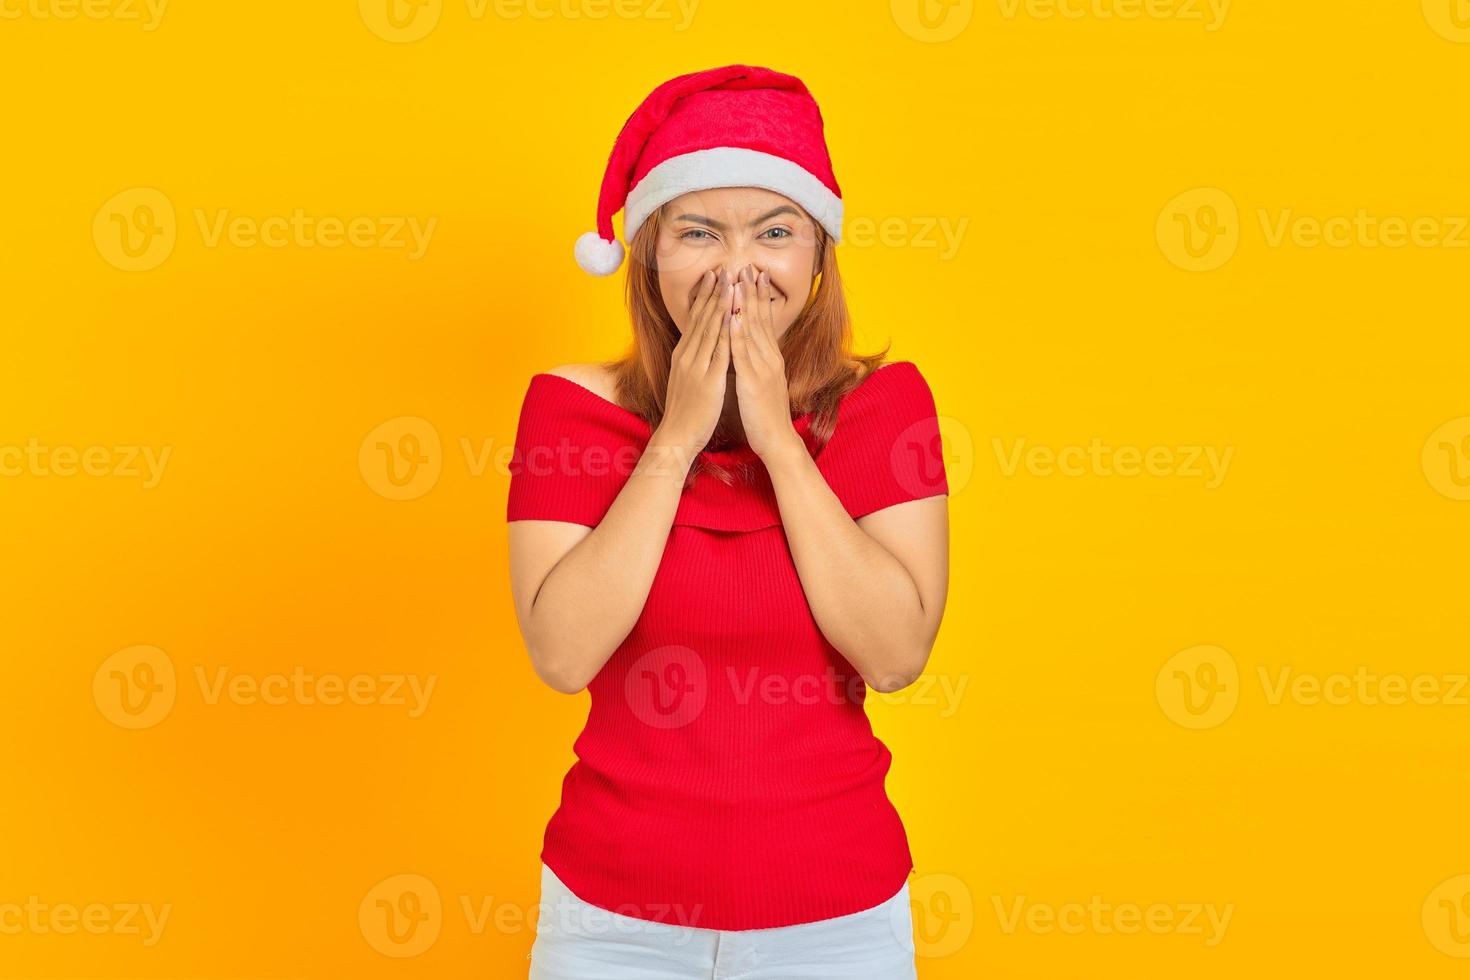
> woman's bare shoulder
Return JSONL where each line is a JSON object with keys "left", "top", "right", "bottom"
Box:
{"left": 545, "top": 362, "right": 619, "bottom": 401}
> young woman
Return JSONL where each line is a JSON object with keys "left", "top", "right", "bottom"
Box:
{"left": 508, "top": 64, "right": 950, "bottom": 980}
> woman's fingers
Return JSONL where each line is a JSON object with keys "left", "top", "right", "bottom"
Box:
{"left": 676, "top": 269, "right": 717, "bottom": 356}
{"left": 755, "top": 269, "right": 773, "bottom": 335}
{"left": 729, "top": 274, "right": 752, "bottom": 371}
{"left": 711, "top": 307, "right": 732, "bottom": 375}
{"left": 693, "top": 267, "right": 731, "bottom": 367}
{"left": 735, "top": 267, "right": 772, "bottom": 365}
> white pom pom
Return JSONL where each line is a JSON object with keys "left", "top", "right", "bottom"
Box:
{"left": 574, "top": 232, "right": 625, "bottom": 276}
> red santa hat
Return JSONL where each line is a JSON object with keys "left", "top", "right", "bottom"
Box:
{"left": 574, "top": 64, "right": 844, "bottom": 276}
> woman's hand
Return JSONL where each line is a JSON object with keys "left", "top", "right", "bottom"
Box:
{"left": 730, "top": 264, "right": 801, "bottom": 460}
{"left": 655, "top": 266, "right": 733, "bottom": 460}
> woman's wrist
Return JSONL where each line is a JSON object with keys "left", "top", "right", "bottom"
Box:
{"left": 757, "top": 430, "right": 811, "bottom": 472}
{"left": 640, "top": 428, "right": 700, "bottom": 479}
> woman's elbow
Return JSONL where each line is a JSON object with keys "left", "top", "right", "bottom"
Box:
{"left": 863, "top": 640, "right": 934, "bottom": 693}
{"left": 865, "top": 670, "right": 917, "bottom": 694}
{"left": 530, "top": 652, "right": 588, "bottom": 695}
{"left": 525, "top": 637, "right": 591, "bottom": 695}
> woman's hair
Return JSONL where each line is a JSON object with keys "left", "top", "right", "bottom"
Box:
{"left": 598, "top": 200, "right": 891, "bottom": 488}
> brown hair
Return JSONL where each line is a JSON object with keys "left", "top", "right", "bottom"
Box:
{"left": 594, "top": 202, "right": 891, "bottom": 488}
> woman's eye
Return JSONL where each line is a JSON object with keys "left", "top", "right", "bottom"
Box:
{"left": 761, "top": 227, "right": 792, "bottom": 240}
{"left": 680, "top": 229, "right": 714, "bottom": 240}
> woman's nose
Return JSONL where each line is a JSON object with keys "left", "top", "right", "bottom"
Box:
{"left": 724, "top": 254, "right": 759, "bottom": 279}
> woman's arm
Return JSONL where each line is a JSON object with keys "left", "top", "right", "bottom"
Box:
{"left": 727, "top": 266, "right": 949, "bottom": 693}
{"left": 763, "top": 441, "right": 950, "bottom": 692}
{"left": 508, "top": 434, "right": 696, "bottom": 694}
{"left": 509, "top": 269, "right": 736, "bottom": 694}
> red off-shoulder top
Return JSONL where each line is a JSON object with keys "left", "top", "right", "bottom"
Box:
{"left": 507, "top": 360, "right": 949, "bottom": 930}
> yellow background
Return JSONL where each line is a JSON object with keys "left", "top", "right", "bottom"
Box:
{"left": 3, "top": 0, "right": 1469, "bottom": 976}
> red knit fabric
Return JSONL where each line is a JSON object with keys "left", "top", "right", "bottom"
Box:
{"left": 507, "top": 361, "right": 949, "bottom": 930}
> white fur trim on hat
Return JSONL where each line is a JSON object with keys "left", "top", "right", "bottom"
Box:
{"left": 574, "top": 231, "right": 625, "bottom": 275}
{"left": 622, "top": 147, "right": 844, "bottom": 246}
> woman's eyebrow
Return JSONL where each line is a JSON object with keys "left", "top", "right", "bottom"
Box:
{"left": 672, "top": 206, "right": 801, "bottom": 230}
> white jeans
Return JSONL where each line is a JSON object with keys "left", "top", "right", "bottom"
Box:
{"left": 527, "top": 862, "right": 918, "bottom": 980}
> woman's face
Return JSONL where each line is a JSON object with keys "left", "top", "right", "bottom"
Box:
{"left": 654, "top": 187, "right": 822, "bottom": 344}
